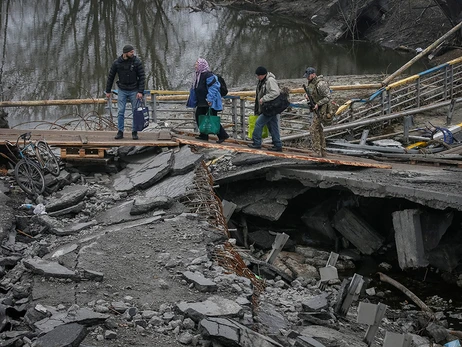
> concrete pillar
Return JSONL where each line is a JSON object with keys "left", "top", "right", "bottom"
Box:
{"left": 392, "top": 209, "right": 428, "bottom": 270}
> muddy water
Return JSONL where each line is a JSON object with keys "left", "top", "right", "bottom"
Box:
{"left": 1, "top": 0, "right": 428, "bottom": 128}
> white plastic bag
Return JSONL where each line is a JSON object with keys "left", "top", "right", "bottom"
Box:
{"left": 33, "top": 203, "right": 47, "bottom": 215}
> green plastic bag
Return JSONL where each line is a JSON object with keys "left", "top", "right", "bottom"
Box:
{"left": 198, "top": 109, "right": 221, "bottom": 135}
{"left": 247, "top": 115, "right": 268, "bottom": 139}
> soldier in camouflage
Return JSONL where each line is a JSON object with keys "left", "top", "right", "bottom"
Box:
{"left": 303, "top": 67, "right": 333, "bottom": 157}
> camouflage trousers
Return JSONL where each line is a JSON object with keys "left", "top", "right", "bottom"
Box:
{"left": 311, "top": 114, "right": 327, "bottom": 157}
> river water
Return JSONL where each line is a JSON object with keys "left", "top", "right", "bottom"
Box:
{"left": 0, "top": 0, "right": 427, "bottom": 128}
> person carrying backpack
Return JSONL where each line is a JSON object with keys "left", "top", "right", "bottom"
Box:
{"left": 248, "top": 66, "right": 283, "bottom": 152}
{"left": 187, "top": 58, "right": 229, "bottom": 143}
{"left": 303, "top": 67, "right": 334, "bottom": 157}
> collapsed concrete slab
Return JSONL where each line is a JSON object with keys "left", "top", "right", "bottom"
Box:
{"left": 176, "top": 296, "right": 243, "bottom": 322}
{"left": 172, "top": 145, "right": 203, "bottom": 175}
{"left": 34, "top": 322, "right": 87, "bottom": 347}
{"left": 262, "top": 167, "right": 462, "bottom": 212}
{"left": 182, "top": 271, "right": 218, "bottom": 292}
{"left": 23, "top": 258, "right": 77, "bottom": 280}
{"left": 45, "top": 185, "right": 88, "bottom": 212}
{"left": 332, "top": 207, "right": 384, "bottom": 255}
{"left": 143, "top": 170, "right": 195, "bottom": 200}
{"left": 113, "top": 150, "right": 174, "bottom": 191}
{"left": 427, "top": 244, "right": 462, "bottom": 273}
{"left": 95, "top": 200, "right": 138, "bottom": 225}
{"left": 301, "top": 204, "right": 337, "bottom": 243}
{"left": 299, "top": 325, "right": 367, "bottom": 347}
{"left": 421, "top": 211, "right": 453, "bottom": 251}
{"left": 34, "top": 308, "right": 109, "bottom": 334}
{"left": 199, "top": 316, "right": 283, "bottom": 347}
{"left": 392, "top": 209, "right": 428, "bottom": 270}
{"left": 223, "top": 180, "right": 308, "bottom": 221}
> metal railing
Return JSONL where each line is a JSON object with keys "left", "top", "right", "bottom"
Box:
{"left": 335, "top": 57, "right": 462, "bottom": 129}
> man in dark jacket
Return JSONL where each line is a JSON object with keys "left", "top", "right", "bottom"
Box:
{"left": 248, "top": 66, "right": 283, "bottom": 151}
{"left": 105, "top": 44, "right": 146, "bottom": 140}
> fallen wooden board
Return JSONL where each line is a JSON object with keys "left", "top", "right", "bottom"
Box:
{"left": 0, "top": 129, "right": 179, "bottom": 147}
{"left": 176, "top": 137, "right": 392, "bottom": 169}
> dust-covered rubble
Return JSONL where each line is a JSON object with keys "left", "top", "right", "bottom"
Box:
{"left": 0, "top": 145, "right": 460, "bottom": 346}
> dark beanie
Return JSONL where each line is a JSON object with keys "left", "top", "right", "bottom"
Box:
{"left": 255, "top": 66, "right": 268, "bottom": 76}
{"left": 123, "top": 45, "right": 134, "bottom": 53}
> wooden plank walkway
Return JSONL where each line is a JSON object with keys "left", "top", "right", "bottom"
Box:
{"left": 0, "top": 128, "right": 391, "bottom": 168}
{"left": 175, "top": 135, "right": 392, "bottom": 169}
{"left": 0, "top": 129, "right": 178, "bottom": 147}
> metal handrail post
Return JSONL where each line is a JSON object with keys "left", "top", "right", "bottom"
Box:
{"left": 444, "top": 66, "right": 448, "bottom": 100}
{"left": 231, "top": 98, "right": 238, "bottom": 139}
{"left": 416, "top": 79, "right": 421, "bottom": 108}
{"left": 240, "top": 98, "right": 246, "bottom": 139}
{"left": 152, "top": 94, "right": 157, "bottom": 123}
{"left": 106, "top": 96, "right": 113, "bottom": 117}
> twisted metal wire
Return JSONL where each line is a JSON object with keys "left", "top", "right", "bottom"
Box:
{"left": 181, "top": 160, "right": 265, "bottom": 307}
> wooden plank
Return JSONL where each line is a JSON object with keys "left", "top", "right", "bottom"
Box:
{"left": 0, "top": 129, "right": 178, "bottom": 148}
{"left": 176, "top": 137, "right": 392, "bottom": 169}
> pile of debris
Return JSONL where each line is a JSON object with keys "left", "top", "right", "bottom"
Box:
{"left": 0, "top": 145, "right": 461, "bottom": 347}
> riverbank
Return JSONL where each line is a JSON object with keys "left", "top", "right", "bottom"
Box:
{"left": 217, "top": 0, "right": 461, "bottom": 63}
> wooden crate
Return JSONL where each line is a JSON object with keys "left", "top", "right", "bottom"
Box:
{"left": 60, "top": 147, "right": 106, "bottom": 159}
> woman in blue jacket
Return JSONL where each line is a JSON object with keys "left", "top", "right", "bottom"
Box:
{"left": 189, "top": 58, "right": 229, "bottom": 143}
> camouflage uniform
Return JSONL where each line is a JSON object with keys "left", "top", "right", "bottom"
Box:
{"left": 307, "top": 75, "right": 332, "bottom": 157}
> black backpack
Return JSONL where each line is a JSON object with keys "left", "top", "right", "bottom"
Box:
{"left": 208, "top": 74, "right": 228, "bottom": 97}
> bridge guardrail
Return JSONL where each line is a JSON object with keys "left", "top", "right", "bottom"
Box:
{"left": 335, "top": 57, "right": 462, "bottom": 131}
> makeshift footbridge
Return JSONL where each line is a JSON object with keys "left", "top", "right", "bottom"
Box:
{"left": 0, "top": 128, "right": 391, "bottom": 169}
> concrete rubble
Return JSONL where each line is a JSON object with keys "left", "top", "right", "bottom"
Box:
{"left": 0, "top": 145, "right": 460, "bottom": 346}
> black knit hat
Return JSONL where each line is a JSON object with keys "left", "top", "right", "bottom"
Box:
{"left": 303, "top": 67, "right": 316, "bottom": 78}
{"left": 123, "top": 45, "right": 134, "bottom": 53}
{"left": 255, "top": 66, "right": 268, "bottom": 76}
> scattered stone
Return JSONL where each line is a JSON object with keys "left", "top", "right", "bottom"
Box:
{"left": 176, "top": 296, "right": 243, "bottom": 322}
{"left": 182, "top": 271, "right": 218, "bottom": 292}
{"left": 23, "top": 257, "right": 77, "bottom": 280}
{"left": 34, "top": 322, "right": 87, "bottom": 347}
{"left": 199, "top": 316, "right": 283, "bottom": 346}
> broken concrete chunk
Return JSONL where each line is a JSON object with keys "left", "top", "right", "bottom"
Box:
{"left": 200, "top": 316, "right": 283, "bottom": 347}
{"left": 300, "top": 325, "right": 367, "bottom": 347}
{"left": 295, "top": 335, "right": 327, "bottom": 347}
{"left": 172, "top": 145, "right": 204, "bottom": 175}
{"left": 176, "top": 296, "right": 242, "bottom": 322}
{"left": 144, "top": 170, "right": 195, "bottom": 200}
{"left": 392, "top": 209, "right": 428, "bottom": 269}
{"left": 332, "top": 207, "right": 384, "bottom": 255}
{"left": 301, "top": 205, "right": 337, "bottom": 242}
{"left": 82, "top": 269, "right": 104, "bottom": 281}
{"left": 243, "top": 199, "right": 288, "bottom": 221}
{"left": 47, "top": 201, "right": 85, "bottom": 217}
{"left": 301, "top": 293, "right": 330, "bottom": 312}
{"left": 23, "top": 257, "right": 77, "bottom": 280}
{"left": 182, "top": 271, "right": 217, "bottom": 292}
{"left": 34, "top": 322, "right": 87, "bottom": 347}
{"left": 130, "top": 196, "right": 173, "bottom": 215}
{"left": 34, "top": 308, "right": 109, "bottom": 334}
{"left": 113, "top": 150, "right": 174, "bottom": 191}
{"left": 257, "top": 302, "right": 290, "bottom": 335}
{"left": 46, "top": 186, "right": 88, "bottom": 212}
{"left": 421, "top": 211, "right": 453, "bottom": 251}
{"left": 427, "top": 244, "right": 462, "bottom": 273}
